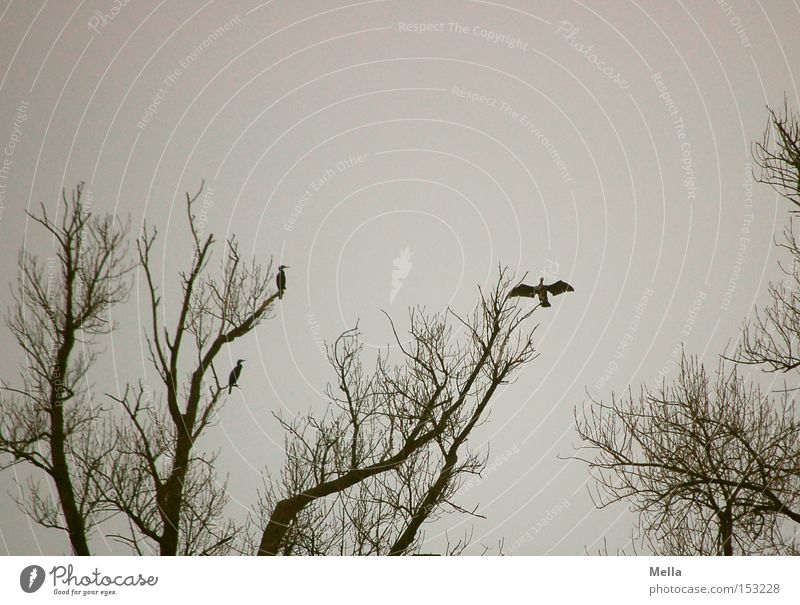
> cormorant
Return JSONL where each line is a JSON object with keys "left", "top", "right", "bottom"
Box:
{"left": 276, "top": 265, "right": 289, "bottom": 299}
{"left": 228, "top": 359, "right": 245, "bottom": 394}
{"left": 509, "top": 277, "right": 574, "bottom": 307}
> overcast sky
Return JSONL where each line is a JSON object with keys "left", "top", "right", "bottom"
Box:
{"left": 1, "top": 0, "right": 799, "bottom": 555}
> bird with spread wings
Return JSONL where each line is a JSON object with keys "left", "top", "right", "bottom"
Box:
{"left": 509, "top": 277, "right": 574, "bottom": 307}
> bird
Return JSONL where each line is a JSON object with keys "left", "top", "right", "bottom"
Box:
{"left": 276, "top": 265, "right": 289, "bottom": 300}
{"left": 509, "top": 277, "right": 574, "bottom": 308}
{"left": 228, "top": 359, "right": 245, "bottom": 394}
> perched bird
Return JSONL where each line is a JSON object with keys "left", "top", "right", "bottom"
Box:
{"left": 276, "top": 265, "right": 289, "bottom": 300}
{"left": 228, "top": 359, "right": 245, "bottom": 394}
{"left": 509, "top": 277, "right": 574, "bottom": 308}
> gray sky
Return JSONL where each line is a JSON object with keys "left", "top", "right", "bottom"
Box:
{"left": 1, "top": 0, "right": 799, "bottom": 555}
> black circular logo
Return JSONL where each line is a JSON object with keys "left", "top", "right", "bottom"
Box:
{"left": 19, "top": 565, "right": 45, "bottom": 593}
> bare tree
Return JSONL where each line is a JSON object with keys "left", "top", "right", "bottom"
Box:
{"left": 575, "top": 355, "right": 800, "bottom": 555}
{"left": 253, "top": 270, "right": 539, "bottom": 555}
{"left": 99, "top": 181, "right": 278, "bottom": 555}
{"left": 754, "top": 100, "right": 800, "bottom": 210}
{"left": 737, "top": 100, "right": 800, "bottom": 376}
{"left": 1, "top": 186, "right": 548, "bottom": 556}
{"left": 574, "top": 102, "right": 800, "bottom": 556}
{"left": 734, "top": 217, "right": 800, "bottom": 379}
{"left": 0, "top": 183, "right": 132, "bottom": 554}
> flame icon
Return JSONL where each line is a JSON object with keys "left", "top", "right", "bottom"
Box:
{"left": 390, "top": 247, "right": 413, "bottom": 304}
{"left": 19, "top": 565, "right": 45, "bottom": 593}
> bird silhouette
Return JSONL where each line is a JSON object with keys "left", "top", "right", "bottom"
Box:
{"left": 276, "top": 265, "right": 289, "bottom": 300}
{"left": 228, "top": 359, "right": 245, "bottom": 394}
{"left": 509, "top": 277, "right": 574, "bottom": 308}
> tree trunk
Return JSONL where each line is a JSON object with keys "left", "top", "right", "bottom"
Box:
{"left": 159, "top": 428, "right": 192, "bottom": 556}
{"left": 718, "top": 508, "right": 734, "bottom": 556}
{"left": 258, "top": 440, "right": 429, "bottom": 555}
{"left": 50, "top": 404, "right": 90, "bottom": 556}
{"left": 49, "top": 331, "right": 90, "bottom": 556}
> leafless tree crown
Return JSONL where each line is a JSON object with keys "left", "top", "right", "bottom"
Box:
{"left": 2, "top": 184, "right": 546, "bottom": 556}
{"left": 254, "top": 270, "right": 539, "bottom": 555}
{"left": 0, "top": 183, "right": 132, "bottom": 555}
{"left": 101, "top": 181, "right": 278, "bottom": 555}
{"left": 576, "top": 356, "right": 800, "bottom": 555}
{"left": 754, "top": 100, "right": 800, "bottom": 210}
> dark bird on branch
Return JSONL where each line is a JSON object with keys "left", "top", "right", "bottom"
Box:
{"left": 509, "top": 277, "right": 574, "bottom": 308}
{"left": 228, "top": 359, "right": 245, "bottom": 394}
{"left": 276, "top": 265, "right": 289, "bottom": 300}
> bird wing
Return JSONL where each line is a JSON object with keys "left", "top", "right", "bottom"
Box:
{"left": 544, "top": 280, "right": 575, "bottom": 296}
{"left": 509, "top": 283, "right": 539, "bottom": 298}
